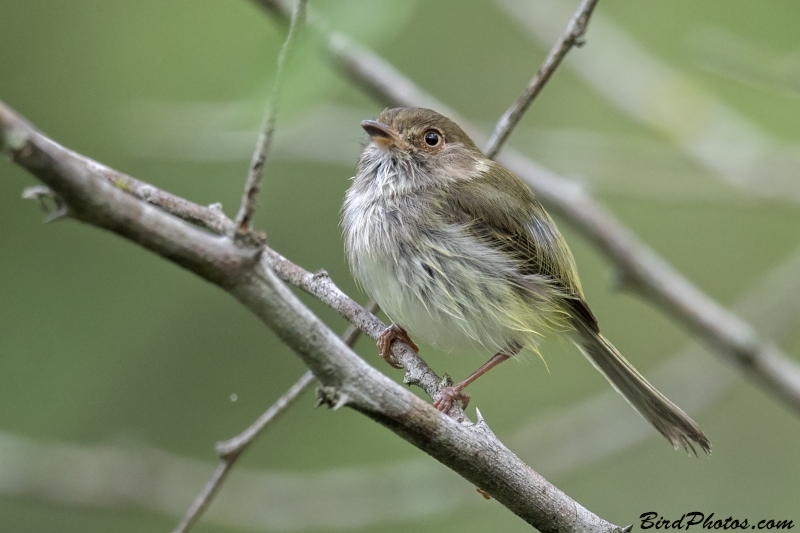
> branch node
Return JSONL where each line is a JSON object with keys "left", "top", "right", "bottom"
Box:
{"left": 214, "top": 440, "right": 240, "bottom": 462}
{"left": 208, "top": 202, "right": 223, "bottom": 211}
{"left": 22, "top": 185, "right": 69, "bottom": 222}
{"left": 138, "top": 184, "right": 157, "bottom": 202}
{"left": 439, "top": 373, "right": 454, "bottom": 389}
{"left": 232, "top": 229, "right": 267, "bottom": 249}
{"left": 402, "top": 366, "right": 419, "bottom": 387}
{"left": 315, "top": 385, "right": 342, "bottom": 409}
{"left": 312, "top": 268, "right": 330, "bottom": 280}
{"left": 22, "top": 184, "right": 54, "bottom": 202}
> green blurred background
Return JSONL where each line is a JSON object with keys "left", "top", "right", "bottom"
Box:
{"left": 1, "top": 1, "right": 799, "bottom": 531}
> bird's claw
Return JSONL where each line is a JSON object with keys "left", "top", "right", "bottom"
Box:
{"left": 377, "top": 324, "right": 418, "bottom": 369}
{"left": 433, "top": 386, "right": 471, "bottom": 413}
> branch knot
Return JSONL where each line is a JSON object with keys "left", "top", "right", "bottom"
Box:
{"left": 315, "top": 385, "right": 348, "bottom": 410}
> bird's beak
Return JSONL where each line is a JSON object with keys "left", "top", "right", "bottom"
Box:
{"left": 361, "top": 120, "right": 402, "bottom": 148}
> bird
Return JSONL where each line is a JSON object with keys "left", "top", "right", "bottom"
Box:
{"left": 342, "top": 107, "right": 710, "bottom": 455}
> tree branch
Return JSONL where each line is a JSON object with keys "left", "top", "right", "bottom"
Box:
{"left": 3, "top": 238, "right": 800, "bottom": 530}
{"left": 1, "top": 100, "right": 627, "bottom": 532}
{"left": 233, "top": 0, "right": 307, "bottom": 235}
{"left": 484, "top": 0, "right": 600, "bottom": 159}
{"left": 252, "top": 0, "right": 800, "bottom": 416}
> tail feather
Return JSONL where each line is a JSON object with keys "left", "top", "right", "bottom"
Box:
{"left": 572, "top": 320, "right": 711, "bottom": 456}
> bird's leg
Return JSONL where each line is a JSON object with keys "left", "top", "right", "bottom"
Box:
{"left": 377, "top": 323, "right": 419, "bottom": 369}
{"left": 434, "top": 343, "right": 521, "bottom": 413}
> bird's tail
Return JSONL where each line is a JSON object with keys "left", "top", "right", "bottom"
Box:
{"left": 572, "top": 319, "right": 711, "bottom": 456}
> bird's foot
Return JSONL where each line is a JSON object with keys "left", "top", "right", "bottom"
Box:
{"left": 377, "top": 323, "right": 419, "bottom": 369}
{"left": 433, "top": 386, "right": 471, "bottom": 413}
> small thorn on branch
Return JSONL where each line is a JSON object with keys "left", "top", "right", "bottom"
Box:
{"left": 473, "top": 407, "right": 499, "bottom": 439}
{"left": 332, "top": 392, "right": 350, "bottom": 411}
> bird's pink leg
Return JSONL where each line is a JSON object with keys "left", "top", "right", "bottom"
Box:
{"left": 433, "top": 346, "right": 519, "bottom": 413}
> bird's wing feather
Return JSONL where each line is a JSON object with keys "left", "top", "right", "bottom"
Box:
{"left": 444, "top": 162, "right": 598, "bottom": 331}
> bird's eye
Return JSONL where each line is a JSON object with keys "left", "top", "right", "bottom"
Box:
{"left": 423, "top": 130, "right": 441, "bottom": 147}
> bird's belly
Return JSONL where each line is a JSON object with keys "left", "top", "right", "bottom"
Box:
{"left": 351, "top": 230, "right": 534, "bottom": 354}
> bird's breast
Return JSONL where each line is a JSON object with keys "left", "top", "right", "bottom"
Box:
{"left": 343, "top": 187, "right": 537, "bottom": 353}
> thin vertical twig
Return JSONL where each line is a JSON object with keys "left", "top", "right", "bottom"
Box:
{"left": 484, "top": 0, "right": 600, "bottom": 159}
{"left": 233, "top": 0, "right": 308, "bottom": 234}
{"left": 171, "top": 304, "right": 376, "bottom": 533}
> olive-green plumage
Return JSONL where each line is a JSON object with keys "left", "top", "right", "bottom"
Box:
{"left": 343, "top": 107, "right": 710, "bottom": 455}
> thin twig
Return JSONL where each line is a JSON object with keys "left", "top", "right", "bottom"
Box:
{"left": 99, "top": 169, "right": 232, "bottom": 235}
{"left": 252, "top": 0, "right": 800, "bottom": 416}
{"left": 1, "top": 100, "right": 626, "bottom": 532}
{"left": 172, "top": 308, "right": 374, "bottom": 533}
{"left": 215, "top": 371, "right": 316, "bottom": 461}
{"left": 484, "top": 0, "right": 600, "bottom": 159}
{"left": 217, "top": 302, "right": 378, "bottom": 459}
{"left": 170, "top": 375, "right": 312, "bottom": 533}
{"left": 233, "top": 0, "right": 308, "bottom": 235}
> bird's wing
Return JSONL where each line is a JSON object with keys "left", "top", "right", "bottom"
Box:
{"left": 444, "top": 161, "right": 598, "bottom": 331}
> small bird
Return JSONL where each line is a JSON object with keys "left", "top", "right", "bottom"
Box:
{"left": 342, "top": 107, "right": 710, "bottom": 455}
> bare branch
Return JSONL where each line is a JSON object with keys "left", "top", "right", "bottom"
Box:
{"left": 1, "top": 100, "right": 628, "bottom": 532}
{"left": 253, "top": 2, "right": 800, "bottom": 416}
{"left": 3, "top": 244, "right": 799, "bottom": 529}
{"left": 484, "top": 0, "right": 600, "bottom": 159}
{"left": 29, "top": 148, "right": 234, "bottom": 235}
{"left": 173, "top": 307, "right": 374, "bottom": 533}
{"left": 171, "top": 462, "right": 231, "bottom": 533}
{"left": 233, "top": 0, "right": 308, "bottom": 235}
